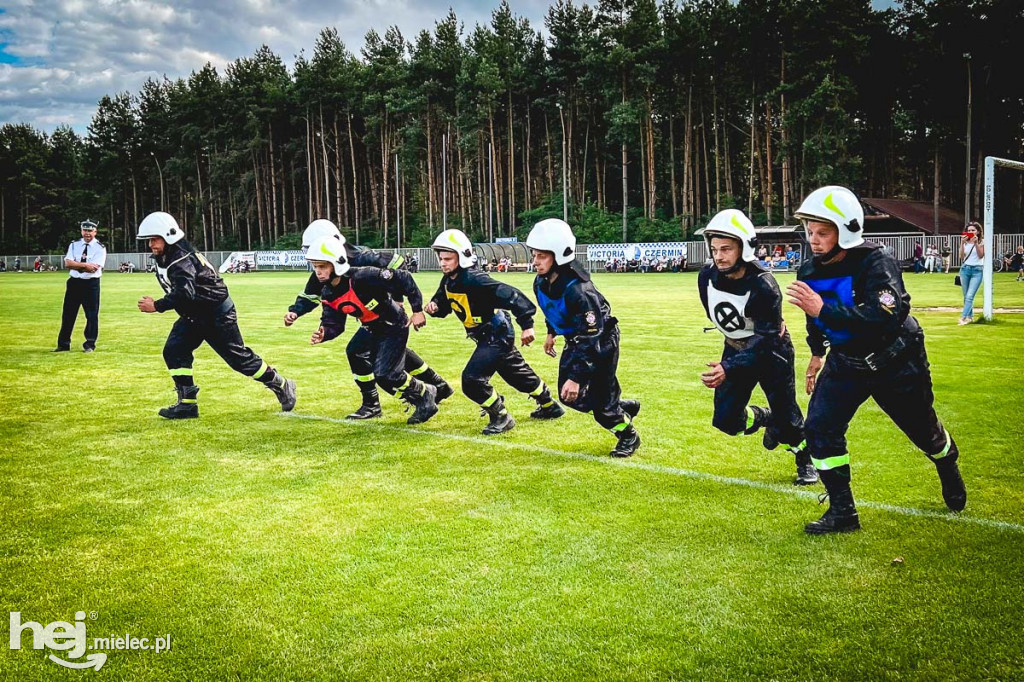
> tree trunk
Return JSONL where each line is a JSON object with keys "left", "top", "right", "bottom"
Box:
{"left": 713, "top": 81, "right": 721, "bottom": 212}
{"left": 749, "top": 86, "right": 756, "bottom": 218}
{"left": 780, "top": 52, "right": 790, "bottom": 223}
{"left": 765, "top": 100, "right": 774, "bottom": 225}
{"left": 426, "top": 102, "right": 435, "bottom": 228}
{"left": 933, "top": 142, "right": 941, "bottom": 234}
{"left": 545, "top": 113, "right": 554, "bottom": 197}
{"left": 670, "top": 114, "right": 678, "bottom": 219}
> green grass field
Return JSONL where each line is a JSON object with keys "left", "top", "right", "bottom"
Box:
{"left": 2, "top": 268, "right": 1023, "bottom": 680}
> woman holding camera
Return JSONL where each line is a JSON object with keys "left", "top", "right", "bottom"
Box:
{"left": 959, "top": 221, "right": 985, "bottom": 325}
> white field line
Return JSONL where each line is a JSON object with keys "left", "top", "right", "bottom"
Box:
{"left": 280, "top": 411, "right": 1024, "bottom": 535}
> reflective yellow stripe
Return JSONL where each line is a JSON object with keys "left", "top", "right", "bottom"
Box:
{"left": 610, "top": 421, "right": 630, "bottom": 433}
{"left": 353, "top": 373, "right": 374, "bottom": 383}
{"left": 409, "top": 363, "right": 427, "bottom": 376}
{"left": 387, "top": 254, "right": 405, "bottom": 270}
{"left": 252, "top": 362, "right": 269, "bottom": 380}
{"left": 811, "top": 454, "right": 850, "bottom": 470}
{"left": 745, "top": 407, "right": 755, "bottom": 430}
{"left": 933, "top": 430, "right": 952, "bottom": 459}
{"left": 180, "top": 399, "right": 197, "bottom": 404}
{"left": 529, "top": 382, "right": 546, "bottom": 397}
{"left": 169, "top": 368, "right": 192, "bottom": 376}
{"left": 481, "top": 392, "right": 498, "bottom": 408}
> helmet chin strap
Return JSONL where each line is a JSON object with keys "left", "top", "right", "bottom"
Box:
{"left": 717, "top": 260, "right": 745, "bottom": 275}
{"left": 812, "top": 243, "right": 844, "bottom": 266}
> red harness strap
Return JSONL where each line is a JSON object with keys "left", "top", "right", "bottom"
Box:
{"left": 323, "top": 284, "right": 380, "bottom": 323}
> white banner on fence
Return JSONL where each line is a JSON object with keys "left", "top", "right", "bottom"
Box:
{"left": 587, "top": 242, "right": 690, "bottom": 261}
{"left": 256, "top": 250, "right": 306, "bottom": 266}
{"left": 219, "top": 251, "right": 256, "bottom": 273}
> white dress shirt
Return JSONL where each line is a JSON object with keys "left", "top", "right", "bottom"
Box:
{"left": 66, "top": 238, "right": 107, "bottom": 279}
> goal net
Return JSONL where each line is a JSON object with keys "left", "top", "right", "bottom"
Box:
{"left": 982, "top": 156, "right": 1024, "bottom": 320}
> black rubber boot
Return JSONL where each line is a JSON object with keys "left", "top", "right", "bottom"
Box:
{"left": 933, "top": 438, "right": 966, "bottom": 512}
{"left": 610, "top": 425, "right": 641, "bottom": 458}
{"left": 268, "top": 376, "right": 297, "bottom": 411}
{"left": 745, "top": 405, "right": 771, "bottom": 436}
{"left": 805, "top": 468, "right": 860, "bottom": 534}
{"left": 793, "top": 448, "right": 819, "bottom": 486}
{"left": 530, "top": 401, "right": 565, "bottom": 420}
{"left": 434, "top": 380, "right": 455, "bottom": 404}
{"left": 620, "top": 400, "right": 641, "bottom": 418}
{"left": 406, "top": 381, "right": 439, "bottom": 425}
{"left": 482, "top": 396, "right": 516, "bottom": 435}
{"left": 159, "top": 385, "right": 200, "bottom": 420}
{"left": 346, "top": 404, "right": 383, "bottom": 420}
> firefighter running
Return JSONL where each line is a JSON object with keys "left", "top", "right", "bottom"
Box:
{"left": 698, "top": 209, "right": 817, "bottom": 486}
{"left": 788, "top": 185, "right": 967, "bottom": 534}
{"left": 527, "top": 219, "right": 641, "bottom": 457}
{"left": 136, "top": 212, "right": 296, "bottom": 419}
{"left": 304, "top": 235, "right": 441, "bottom": 425}
{"left": 284, "top": 219, "right": 452, "bottom": 419}
{"left": 425, "top": 229, "right": 564, "bottom": 435}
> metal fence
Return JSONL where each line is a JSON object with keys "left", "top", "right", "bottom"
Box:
{"left": 3, "top": 234, "right": 1023, "bottom": 274}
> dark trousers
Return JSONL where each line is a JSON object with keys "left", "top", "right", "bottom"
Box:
{"left": 713, "top": 337, "right": 805, "bottom": 447}
{"left": 558, "top": 325, "right": 628, "bottom": 431}
{"left": 805, "top": 334, "right": 949, "bottom": 472}
{"left": 342, "top": 323, "right": 413, "bottom": 395}
{"left": 57, "top": 278, "right": 100, "bottom": 350}
{"left": 462, "top": 333, "right": 544, "bottom": 404}
{"left": 346, "top": 326, "right": 432, "bottom": 384}
{"left": 163, "top": 301, "right": 265, "bottom": 381}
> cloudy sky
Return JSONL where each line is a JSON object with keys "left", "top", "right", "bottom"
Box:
{"left": 0, "top": 0, "right": 894, "bottom": 135}
{"left": 0, "top": 0, "right": 553, "bottom": 134}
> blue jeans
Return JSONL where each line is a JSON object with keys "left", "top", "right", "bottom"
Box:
{"left": 960, "top": 264, "right": 983, "bottom": 318}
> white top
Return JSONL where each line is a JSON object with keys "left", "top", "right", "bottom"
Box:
{"left": 705, "top": 281, "right": 756, "bottom": 340}
{"left": 65, "top": 238, "right": 107, "bottom": 279}
{"left": 962, "top": 240, "right": 983, "bottom": 266}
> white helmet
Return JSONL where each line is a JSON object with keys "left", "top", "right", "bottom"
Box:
{"left": 526, "top": 218, "right": 576, "bottom": 265}
{"left": 701, "top": 209, "right": 758, "bottom": 263}
{"left": 137, "top": 212, "right": 184, "bottom": 245}
{"left": 301, "top": 219, "right": 345, "bottom": 254}
{"left": 794, "top": 186, "right": 865, "bottom": 249}
{"left": 305, "top": 235, "right": 350, "bottom": 276}
{"left": 431, "top": 229, "right": 477, "bottom": 269}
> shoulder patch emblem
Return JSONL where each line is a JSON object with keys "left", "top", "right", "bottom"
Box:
{"left": 585, "top": 311, "right": 597, "bottom": 326}
{"left": 878, "top": 290, "right": 896, "bottom": 313}
{"left": 380, "top": 269, "right": 393, "bottom": 280}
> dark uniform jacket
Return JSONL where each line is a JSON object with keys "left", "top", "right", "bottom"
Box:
{"left": 318, "top": 267, "right": 422, "bottom": 342}
{"left": 533, "top": 263, "right": 615, "bottom": 384}
{"left": 698, "top": 263, "right": 787, "bottom": 374}
{"left": 289, "top": 246, "right": 402, "bottom": 317}
{"left": 797, "top": 241, "right": 919, "bottom": 358}
{"left": 153, "top": 240, "right": 229, "bottom": 317}
{"left": 428, "top": 267, "right": 535, "bottom": 339}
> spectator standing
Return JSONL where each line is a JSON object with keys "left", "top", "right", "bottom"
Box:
{"left": 54, "top": 219, "right": 106, "bottom": 353}
{"left": 959, "top": 222, "right": 985, "bottom": 325}
{"left": 913, "top": 241, "right": 924, "bottom": 273}
{"left": 925, "top": 244, "right": 940, "bottom": 273}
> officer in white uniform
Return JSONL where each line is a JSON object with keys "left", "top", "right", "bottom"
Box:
{"left": 697, "top": 209, "right": 816, "bottom": 486}
{"left": 54, "top": 220, "right": 106, "bottom": 352}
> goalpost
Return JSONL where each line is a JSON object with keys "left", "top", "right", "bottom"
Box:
{"left": 982, "top": 156, "right": 1024, "bottom": 320}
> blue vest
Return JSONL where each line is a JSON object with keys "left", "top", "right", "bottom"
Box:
{"left": 536, "top": 278, "right": 578, "bottom": 336}
{"left": 804, "top": 275, "right": 855, "bottom": 346}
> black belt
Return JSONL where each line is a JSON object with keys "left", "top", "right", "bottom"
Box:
{"left": 833, "top": 336, "right": 910, "bottom": 372}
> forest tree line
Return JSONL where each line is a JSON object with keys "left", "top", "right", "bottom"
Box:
{"left": 1, "top": 0, "right": 1022, "bottom": 254}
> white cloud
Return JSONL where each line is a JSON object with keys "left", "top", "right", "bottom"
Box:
{"left": 0, "top": 0, "right": 551, "bottom": 134}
